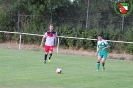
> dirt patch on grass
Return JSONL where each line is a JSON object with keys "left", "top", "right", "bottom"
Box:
{"left": 0, "top": 42, "right": 132, "bottom": 61}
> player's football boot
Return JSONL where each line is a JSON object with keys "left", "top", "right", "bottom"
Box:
{"left": 48, "top": 57, "right": 51, "bottom": 62}
{"left": 102, "top": 67, "right": 105, "bottom": 71}
{"left": 44, "top": 60, "right": 46, "bottom": 64}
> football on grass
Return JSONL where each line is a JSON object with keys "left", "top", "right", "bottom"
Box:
{"left": 56, "top": 68, "right": 62, "bottom": 74}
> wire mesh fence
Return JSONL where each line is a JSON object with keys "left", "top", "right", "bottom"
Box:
{"left": 0, "top": 0, "right": 133, "bottom": 55}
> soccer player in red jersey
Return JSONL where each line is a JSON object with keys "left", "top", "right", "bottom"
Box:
{"left": 40, "top": 24, "right": 57, "bottom": 63}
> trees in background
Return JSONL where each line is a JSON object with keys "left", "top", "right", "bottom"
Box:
{"left": 0, "top": 0, "right": 133, "bottom": 53}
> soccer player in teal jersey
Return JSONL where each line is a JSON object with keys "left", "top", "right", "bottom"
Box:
{"left": 95, "top": 34, "right": 110, "bottom": 71}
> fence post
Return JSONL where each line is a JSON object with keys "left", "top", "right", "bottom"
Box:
{"left": 57, "top": 37, "right": 60, "bottom": 53}
{"left": 19, "top": 33, "right": 22, "bottom": 50}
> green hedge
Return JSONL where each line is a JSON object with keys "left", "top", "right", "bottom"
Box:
{"left": 0, "top": 25, "right": 133, "bottom": 54}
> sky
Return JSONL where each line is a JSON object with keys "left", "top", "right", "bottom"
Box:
{"left": 70, "top": 0, "right": 74, "bottom": 2}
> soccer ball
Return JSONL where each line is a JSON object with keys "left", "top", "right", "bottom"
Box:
{"left": 56, "top": 68, "right": 62, "bottom": 74}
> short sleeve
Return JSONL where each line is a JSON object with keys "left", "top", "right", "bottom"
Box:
{"left": 43, "top": 32, "right": 47, "bottom": 38}
{"left": 104, "top": 40, "right": 109, "bottom": 46}
{"left": 97, "top": 41, "right": 99, "bottom": 51}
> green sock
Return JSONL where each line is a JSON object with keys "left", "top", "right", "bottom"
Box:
{"left": 96, "top": 62, "right": 100, "bottom": 70}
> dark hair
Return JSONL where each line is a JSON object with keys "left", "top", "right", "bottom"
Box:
{"left": 98, "top": 34, "right": 102, "bottom": 37}
{"left": 50, "top": 24, "right": 53, "bottom": 26}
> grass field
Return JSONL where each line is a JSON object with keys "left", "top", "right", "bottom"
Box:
{"left": 0, "top": 48, "right": 133, "bottom": 88}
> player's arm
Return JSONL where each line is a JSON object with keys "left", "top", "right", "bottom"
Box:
{"left": 102, "top": 41, "right": 110, "bottom": 50}
{"left": 95, "top": 42, "right": 99, "bottom": 56}
{"left": 54, "top": 32, "right": 58, "bottom": 46}
{"left": 97, "top": 45, "right": 99, "bottom": 53}
{"left": 103, "top": 45, "right": 110, "bottom": 50}
{"left": 40, "top": 33, "right": 46, "bottom": 47}
{"left": 102, "top": 46, "right": 110, "bottom": 51}
{"left": 40, "top": 37, "right": 44, "bottom": 47}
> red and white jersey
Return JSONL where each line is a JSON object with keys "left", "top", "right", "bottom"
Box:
{"left": 43, "top": 31, "right": 57, "bottom": 46}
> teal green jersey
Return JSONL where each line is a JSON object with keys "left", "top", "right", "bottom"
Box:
{"left": 97, "top": 39, "right": 109, "bottom": 54}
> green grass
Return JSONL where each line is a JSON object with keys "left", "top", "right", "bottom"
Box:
{"left": 0, "top": 49, "right": 133, "bottom": 88}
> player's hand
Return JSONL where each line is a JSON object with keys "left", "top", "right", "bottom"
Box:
{"left": 95, "top": 52, "right": 98, "bottom": 57}
{"left": 40, "top": 44, "right": 43, "bottom": 47}
{"left": 102, "top": 47, "right": 105, "bottom": 50}
{"left": 54, "top": 43, "right": 57, "bottom": 48}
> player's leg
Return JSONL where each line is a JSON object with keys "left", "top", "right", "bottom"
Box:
{"left": 48, "top": 51, "right": 52, "bottom": 62}
{"left": 44, "top": 45, "right": 49, "bottom": 63}
{"left": 96, "top": 55, "right": 101, "bottom": 71}
{"left": 102, "top": 53, "right": 107, "bottom": 71}
{"left": 101, "top": 58, "right": 105, "bottom": 71}
{"left": 48, "top": 46, "right": 54, "bottom": 62}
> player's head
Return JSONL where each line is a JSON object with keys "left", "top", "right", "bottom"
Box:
{"left": 97, "top": 34, "right": 102, "bottom": 41}
{"left": 49, "top": 24, "right": 54, "bottom": 32}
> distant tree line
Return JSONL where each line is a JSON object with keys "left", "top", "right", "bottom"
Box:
{"left": 0, "top": 0, "right": 133, "bottom": 53}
